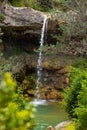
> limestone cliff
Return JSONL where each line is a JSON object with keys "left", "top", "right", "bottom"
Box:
{"left": 0, "top": 4, "right": 60, "bottom": 52}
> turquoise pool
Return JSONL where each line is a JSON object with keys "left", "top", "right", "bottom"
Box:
{"left": 34, "top": 100, "right": 68, "bottom": 130}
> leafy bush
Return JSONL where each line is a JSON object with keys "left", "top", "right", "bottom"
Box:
{"left": 72, "top": 57, "right": 87, "bottom": 69}
{"left": 35, "top": 43, "right": 63, "bottom": 56}
{"left": 35, "top": 0, "right": 53, "bottom": 11}
{"left": 25, "top": 76, "right": 36, "bottom": 89}
{"left": 65, "top": 0, "right": 87, "bottom": 42}
{"left": 8, "top": 0, "right": 53, "bottom": 11}
{"left": 0, "top": 72, "right": 35, "bottom": 130}
{"left": 0, "top": 53, "right": 16, "bottom": 78}
{"left": 64, "top": 66, "right": 87, "bottom": 130}
{"left": 74, "top": 79, "right": 87, "bottom": 130}
{"left": 64, "top": 67, "right": 87, "bottom": 117}
{"left": 8, "top": 0, "right": 25, "bottom": 7}
{"left": 50, "top": 0, "right": 87, "bottom": 45}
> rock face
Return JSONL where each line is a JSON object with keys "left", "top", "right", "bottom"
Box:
{"left": 1, "top": 4, "right": 44, "bottom": 27}
{"left": 0, "top": 4, "right": 61, "bottom": 53}
{"left": 0, "top": 4, "right": 69, "bottom": 99}
{"left": 0, "top": 4, "right": 44, "bottom": 52}
{"left": 9, "top": 53, "right": 70, "bottom": 99}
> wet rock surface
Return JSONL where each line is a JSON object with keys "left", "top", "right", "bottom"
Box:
{"left": 9, "top": 53, "right": 70, "bottom": 99}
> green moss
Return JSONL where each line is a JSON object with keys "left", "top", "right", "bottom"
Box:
{"left": 0, "top": 13, "right": 5, "bottom": 22}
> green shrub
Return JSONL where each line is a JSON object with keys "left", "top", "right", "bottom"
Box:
{"left": 8, "top": 0, "right": 24, "bottom": 7}
{"left": 35, "top": 0, "right": 53, "bottom": 11}
{"left": 26, "top": 76, "right": 36, "bottom": 89}
{"left": 8, "top": 0, "right": 53, "bottom": 11}
{"left": 72, "top": 57, "right": 87, "bottom": 69}
{"left": 0, "top": 72, "right": 35, "bottom": 130}
{"left": 64, "top": 66, "right": 87, "bottom": 129}
{"left": 74, "top": 79, "right": 87, "bottom": 130}
{"left": 51, "top": 0, "right": 87, "bottom": 44}
{"left": 64, "top": 67, "right": 87, "bottom": 117}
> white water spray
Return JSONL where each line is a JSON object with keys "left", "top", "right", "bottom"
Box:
{"left": 36, "top": 16, "right": 48, "bottom": 100}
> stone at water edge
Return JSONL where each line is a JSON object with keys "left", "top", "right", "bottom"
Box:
{"left": 47, "top": 126, "right": 54, "bottom": 130}
{"left": 55, "top": 120, "right": 72, "bottom": 130}
{"left": 47, "top": 120, "right": 72, "bottom": 130}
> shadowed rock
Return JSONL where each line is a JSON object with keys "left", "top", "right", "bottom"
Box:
{"left": 0, "top": 4, "right": 62, "bottom": 50}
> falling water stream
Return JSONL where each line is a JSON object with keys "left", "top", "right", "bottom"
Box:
{"left": 34, "top": 16, "right": 68, "bottom": 130}
{"left": 34, "top": 16, "right": 48, "bottom": 105}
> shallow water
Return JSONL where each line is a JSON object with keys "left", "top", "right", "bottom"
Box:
{"left": 34, "top": 101, "right": 68, "bottom": 130}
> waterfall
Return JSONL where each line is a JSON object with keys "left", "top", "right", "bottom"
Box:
{"left": 36, "top": 16, "right": 48, "bottom": 101}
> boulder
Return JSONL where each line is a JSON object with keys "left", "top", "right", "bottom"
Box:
{"left": 0, "top": 4, "right": 62, "bottom": 53}
{"left": 0, "top": 4, "right": 45, "bottom": 38}
{"left": 1, "top": 4, "right": 44, "bottom": 27}
{"left": 55, "top": 120, "right": 72, "bottom": 130}
{"left": 47, "top": 120, "right": 72, "bottom": 130}
{"left": 0, "top": 4, "right": 44, "bottom": 53}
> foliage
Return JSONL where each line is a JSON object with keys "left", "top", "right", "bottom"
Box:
{"left": 35, "top": 42, "right": 63, "bottom": 56}
{"left": 8, "top": 0, "right": 27, "bottom": 7}
{"left": 74, "top": 79, "right": 87, "bottom": 130}
{"left": 64, "top": 66, "right": 87, "bottom": 130}
{"left": 72, "top": 57, "right": 87, "bottom": 69}
{"left": 27, "top": 0, "right": 41, "bottom": 11}
{"left": 50, "top": 0, "right": 87, "bottom": 45}
{"left": 13, "top": 88, "right": 27, "bottom": 110}
{"left": 64, "top": 67, "right": 87, "bottom": 117}
{"left": 66, "top": 122, "right": 75, "bottom": 130}
{"left": 0, "top": 53, "right": 36, "bottom": 89}
{"left": 0, "top": 53, "right": 16, "bottom": 78}
{"left": 25, "top": 76, "right": 36, "bottom": 89}
{"left": 65, "top": 0, "right": 87, "bottom": 42}
{"left": 0, "top": 13, "right": 5, "bottom": 22}
{"left": 0, "top": 72, "right": 35, "bottom": 130}
{"left": 35, "top": 0, "right": 53, "bottom": 11}
{"left": 7, "top": 0, "right": 53, "bottom": 11}
{"left": 0, "top": 53, "right": 26, "bottom": 79}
